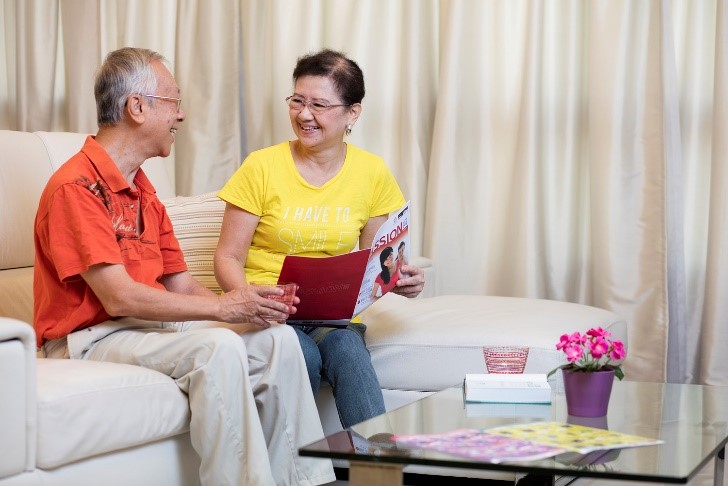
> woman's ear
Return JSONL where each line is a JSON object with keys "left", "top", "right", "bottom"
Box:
{"left": 348, "top": 103, "right": 362, "bottom": 125}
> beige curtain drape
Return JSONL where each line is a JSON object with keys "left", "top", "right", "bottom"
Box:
{"left": 2, "top": 0, "right": 726, "bottom": 386}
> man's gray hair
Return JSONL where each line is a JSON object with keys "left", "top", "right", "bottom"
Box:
{"left": 94, "top": 47, "right": 167, "bottom": 127}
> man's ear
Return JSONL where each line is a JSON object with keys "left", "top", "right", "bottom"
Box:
{"left": 126, "top": 94, "right": 145, "bottom": 124}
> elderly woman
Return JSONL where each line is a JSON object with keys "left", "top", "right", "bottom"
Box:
{"left": 214, "top": 48, "right": 425, "bottom": 428}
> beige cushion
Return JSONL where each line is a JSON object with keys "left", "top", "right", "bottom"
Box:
{"left": 35, "top": 359, "right": 189, "bottom": 468}
{"left": 163, "top": 192, "right": 225, "bottom": 294}
{"left": 361, "top": 293, "right": 627, "bottom": 392}
{"left": 0, "top": 130, "right": 56, "bottom": 271}
{"left": 0, "top": 267, "right": 34, "bottom": 325}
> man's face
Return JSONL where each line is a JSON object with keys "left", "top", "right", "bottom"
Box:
{"left": 144, "top": 61, "right": 185, "bottom": 158}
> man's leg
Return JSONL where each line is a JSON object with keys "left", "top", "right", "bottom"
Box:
{"left": 319, "top": 325, "right": 386, "bottom": 428}
{"left": 79, "top": 325, "right": 275, "bottom": 486}
{"left": 241, "top": 324, "right": 336, "bottom": 486}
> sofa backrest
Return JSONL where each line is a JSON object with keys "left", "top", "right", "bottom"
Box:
{"left": 0, "top": 130, "right": 175, "bottom": 272}
{"left": 163, "top": 192, "right": 225, "bottom": 294}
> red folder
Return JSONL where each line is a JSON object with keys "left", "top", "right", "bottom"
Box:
{"left": 277, "top": 249, "right": 370, "bottom": 322}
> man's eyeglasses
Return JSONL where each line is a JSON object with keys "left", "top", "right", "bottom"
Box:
{"left": 141, "top": 94, "right": 182, "bottom": 112}
{"left": 285, "top": 96, "right": 350, "bottom": 114}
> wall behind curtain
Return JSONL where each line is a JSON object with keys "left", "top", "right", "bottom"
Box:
{"left": 1, "top": 0, "right": 726, "bottom": 385}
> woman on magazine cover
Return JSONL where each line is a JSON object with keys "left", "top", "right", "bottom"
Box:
{"left": 371, "top": 246, "right": 401, "bottom": 299}
{"left": 214, "top": 49, "right": 425, "bottom": 427}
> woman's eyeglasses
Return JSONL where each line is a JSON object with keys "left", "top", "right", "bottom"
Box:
{"left": 285, "top": 96, "right": 350, "bottom": 114}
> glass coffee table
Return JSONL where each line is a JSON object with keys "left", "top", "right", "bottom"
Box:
{"left": 300, "top": 381, "right": 728, "bottom": 485}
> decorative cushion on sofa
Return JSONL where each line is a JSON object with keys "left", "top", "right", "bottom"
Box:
{"left": 35, "top": 359, "right": 190, "bottom": 468}
{"left": 162, "top": 192, "right": 225, "bottom": 294}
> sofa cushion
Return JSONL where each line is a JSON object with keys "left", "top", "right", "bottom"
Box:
{"left": 0, "top": 130, "right": 57, "bottom": 271}
{"left": 163, "top": 192, "right": 225, "bottom": 294}
{"left": 35, "top": 358, "right": 190, "bottom": 468}
{"left": 0, "top": 267, "right": 34, "bottom": 324}
{"left": 361, "top": 294, "right": 627, "bottom": 392}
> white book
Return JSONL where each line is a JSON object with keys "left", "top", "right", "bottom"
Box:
{"left": 465, "top": 401, "right": 552, "bottom": 418}
{"left": 464, "top": 373, "right": 552, "bottom": 404}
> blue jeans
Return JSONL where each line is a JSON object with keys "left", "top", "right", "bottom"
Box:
{"left": 293, "top": 324, "right": 386, "bottom": 428}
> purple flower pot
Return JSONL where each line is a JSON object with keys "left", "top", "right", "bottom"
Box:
{"left": 562, "top": 368, "right": 615, "bottom": 417}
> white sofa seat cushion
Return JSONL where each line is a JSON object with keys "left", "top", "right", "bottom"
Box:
{"left": 35, "top": 358, "right": 190, "bottom": 469}
{"left": 362, "top": 294, "right": 627, "bottom": 392}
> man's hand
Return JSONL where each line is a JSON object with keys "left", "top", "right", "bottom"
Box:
{"left": 393, "top": 264, "right": 425, "bottom": 298}
{"left": 218, "top": 285, "right": 300, "bottom": 328}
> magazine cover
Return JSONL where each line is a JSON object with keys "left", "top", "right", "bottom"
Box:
{"left": 392, "top": 423, "right": 663, "bottom": 464}
{"left": 353, "top": 201, "right": 410, "bottom": 316}
{"left": 486, "top": 422, "right": 664, "bottom": 454}
{"left": 393, "top": 429, "right": 563, "bottom": 463}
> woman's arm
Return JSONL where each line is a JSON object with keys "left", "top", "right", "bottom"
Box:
{"left": 214, "top": 203, "right": 261, "bottom": 292}
{"left": 371, "top": 280, "right": 381, "bottom": 299}
{"left": 359, "top": 215, "right": 388, "bottom": 249}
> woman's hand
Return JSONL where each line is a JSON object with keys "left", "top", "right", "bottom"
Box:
{"left": 218, "top": 285, "right": 299, "bottom": 328}
{"left": 393, "top": 264, "right": 425, "bottom": 298}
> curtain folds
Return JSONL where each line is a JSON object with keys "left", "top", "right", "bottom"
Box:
{"left": 1, "top": 0, "right": 726, "bottom": 385}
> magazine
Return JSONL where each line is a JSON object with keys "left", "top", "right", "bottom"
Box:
{"left": 279, "top": 201, "right": 411, "bottom": 326}
{"left": 392, "top": 422, "right": 663, "bottom": 464}
{"left": 392, "top": 429, "right": 563, "bottom": 463}
{"left": 485, "top": 422, "right": 664, "bottom": 455}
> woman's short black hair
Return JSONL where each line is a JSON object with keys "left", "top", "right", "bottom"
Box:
{"left": 292, "top": 49, "right": 365, "bottom": 105}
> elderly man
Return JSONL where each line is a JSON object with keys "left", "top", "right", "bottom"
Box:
{"left": 33, "top": 47, "right": 334, "bottom": 486}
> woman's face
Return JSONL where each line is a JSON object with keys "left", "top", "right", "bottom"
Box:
{"left": 289, "top": 75, "right": 358, "bottom": 151}
{"left": 384, "top": 253, "right": 395, "bottom": 270}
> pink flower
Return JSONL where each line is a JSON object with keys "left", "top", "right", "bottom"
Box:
{"left": 556, "top": 334, "right": 568, "bottom": 350}
{"left": 586, "top": 327, "right": 611, "bottom": 339}
{"left": 589, "top": 337, "right": 609, "bottom": 359}
{"left": 548, "top": 327, "right": 628, "bottom": 380}
{"left": 610, "top": 340, "right": 626, "bottom": 360}
{"left": 564, "top": 343, "right": 584, "bottom": 362}
{"left": 556, "top": 334, "right": 572, "bottom": 350}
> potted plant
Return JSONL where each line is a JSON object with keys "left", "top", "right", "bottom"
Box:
{"left": 547, "top": 327, "right": 627, "bottom": 417}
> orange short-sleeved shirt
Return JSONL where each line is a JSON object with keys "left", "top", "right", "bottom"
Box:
{"left": 33, "top": 136, "right": 187, "bottom": 347}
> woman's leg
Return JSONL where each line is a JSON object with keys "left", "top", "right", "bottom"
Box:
{"left": 318, "top": 325, "right": 385, "bottom": 428}
{"left": 292, "top": 325, "right": 323, "bottom": 394}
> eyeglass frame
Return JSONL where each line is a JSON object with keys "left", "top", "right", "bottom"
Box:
{"left": 140, "top": 94, "right": 182, "bottom": 112}
{"left": 285, "top": 95, "right": 352, "bottom": 114}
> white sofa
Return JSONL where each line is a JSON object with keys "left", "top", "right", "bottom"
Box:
{"left": 0, "top": 130, "right": 627, "bottom": 485}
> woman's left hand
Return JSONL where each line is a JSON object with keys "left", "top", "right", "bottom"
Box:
{"left": 393, "top": 264, "right": 425, "bottom": 298}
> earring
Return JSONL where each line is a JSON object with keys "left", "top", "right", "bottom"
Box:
{"left": 345, "top": 124, "right": 353, "bottom": 136}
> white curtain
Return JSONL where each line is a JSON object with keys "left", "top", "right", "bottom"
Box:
{"left": 1, "top": 0, "right": 726, "bottom": 385}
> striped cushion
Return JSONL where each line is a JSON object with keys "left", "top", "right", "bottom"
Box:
{"left": 162, "top": 192, "right": 225, "bottom": 294}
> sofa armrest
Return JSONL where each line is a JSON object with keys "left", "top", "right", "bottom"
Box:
{"left": 0, "top": 318, "right": 37, "bottom": 479}
{"left": 410, "top": 256, "right": 436, "bottom": 298}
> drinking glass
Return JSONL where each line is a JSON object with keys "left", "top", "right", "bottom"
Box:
{"left": 482, "top": 346, "right": 529, "bottom": 374}
{"left": 251, "top": 282, "right": 298, "bottom": 320}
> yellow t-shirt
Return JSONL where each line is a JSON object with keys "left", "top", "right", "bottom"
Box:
{"left": 218, "top": 141, "right": 405, "bottom": 284}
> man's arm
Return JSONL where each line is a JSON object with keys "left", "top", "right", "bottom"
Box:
{"left": 160, "top": 270, "right": 216, "bottom": 297}
{"left": 81, "top": 263, "right": 289, "bottom": 327}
